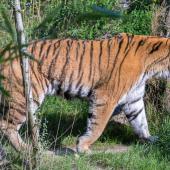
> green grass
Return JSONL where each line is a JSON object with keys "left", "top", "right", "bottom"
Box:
{"left": 33, "top": 144, "right": 170, "bottom": 170}
{"left": 89, "top": 145, "right": 170, "bottom": 170}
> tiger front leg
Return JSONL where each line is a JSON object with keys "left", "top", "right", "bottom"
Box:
{"left": 77, "top": 89, "right": 115, "bottom": 153}
{"left": 124, "top": 98, "right": 158, "bottom": 143}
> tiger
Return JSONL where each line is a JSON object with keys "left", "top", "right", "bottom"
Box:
{"left": 0, "top": 33, "right": 170, "bottom": 154}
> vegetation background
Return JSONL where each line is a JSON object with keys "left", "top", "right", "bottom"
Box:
{"left": 0, "top": 0, "right": 170, "bottom": 169}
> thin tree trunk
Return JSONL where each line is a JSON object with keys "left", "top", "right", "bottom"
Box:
{"left": 12, "top": 0, "right": 38, "bottom": 168}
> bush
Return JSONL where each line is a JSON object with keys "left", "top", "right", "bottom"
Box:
{"left": 34, "top": 0, "right": 153, "bottom": 39}
{"left": 120, "top": 9, "right": 153, "bottom": 35}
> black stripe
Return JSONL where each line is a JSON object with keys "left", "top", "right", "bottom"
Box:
{"left": 60, "top": 40, "right": 73, "bottom": 79}
{"left": 129, "top": 97, "right": 141, "bottom": 105}
{"left": 95, "top": 103, "right": 106, "bottom": 107}
{"left": 124, "top": 34, "right": 133, "bottom": 53}
{"left": 46, "top": 42, "right": 52, "bottom": 58}
{"left": 88, "top": 113, "right": 97, "bottom": 119}
{"left": 52, "top": 41, "right": 60, "bottom": 56}
{"left": 31, "top": 66, "right": 41, "bottom": 86}
{"left": 44, "top": 78, "right": 49, "bottom": 88}
{"left": 56, "top": 84, "right": 62, "bottom": 94}
{"left": 39, "top": 41, "right": 46, "bottom": 58}
{"left": 146, "top": 48, "right": 170, "bottom": 71}
{"left": 87, "top": 126, "right": 93, "bottom": 132}
{"left": 77, "top": 85, "right": 83, "bottom": 96}
{"left": 47, "top": 40, "right": 61, "bottom": 78}
{"left": 124, "top": 40, "right": 135, "bottom": 57}
{"left": 124, "top": 35, "right": 130, "bottom": 53}
{"left": 89, "top": 41, "right": 93, "bottom": 80}
{"left": 130, "top": 108, "right": 143, "bottom": 121}
{"left": 126, "top": 110, "right": 136, "bottom": 119}
{"left": 91, "top": 67, "right": 95, "bottom": 88}
{"left": 135, "top": 40, "right": 145, "bottom": 54}
{"left": 127, "top": 108, "right": 143, "bottom": 121}
{"left": 40, "top": 75, "right": 46, "bottom": 93}
{"left": 33, "top": 99, "right": 40, "bottom": 106}
{"left": 107, "top": 39, "right": 112, "bottom": 68}
{"left": 121, "top": 50, "right": 131, "bottom": 80}
{"left": 76, "top": 41, "right": 80, "bottom": 61}
{"left": 108, "top": 36, "right": 124, "bottom": 82}
{"left": 113, "top": 103, "right": 126, "bottom": 115}
{"left": 98, "top": 40, "right": 104, "bottom": 73}
{"left": 87, "top": 90, "right": 92, "bottom": 98}
{"left": 66, "top": 71, "right": 74, "bottom": 93}
{"left": 116, "top": 39, "right": 137, "bottom": 88}
{"left": 69, "top": 71, "right": 74, "bottom": 84}
{"left": 149, "top": 42, "right": 163, "bottom": 54}
{"left": 91, "top": 122, "right": 98, "bottom": 126}
{"left": 78, "top": 41, "right": 86, "bottom": 76}
{"left": 124, "top": 34, "right": 134, "bottom": 53}
{"left": 31, "top": 41, "right": 38, "bottom": 54}
{"left": 76, "top": 72, "right": 84, "bottom": 88}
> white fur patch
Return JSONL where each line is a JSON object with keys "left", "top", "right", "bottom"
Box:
{"left": 80, "top": 86, "right": 90, "bottom": 97}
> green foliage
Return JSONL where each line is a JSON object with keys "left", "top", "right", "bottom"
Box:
{"left": 34, "top": 0, "right": 153, "bottom": 39}
{"left": 146, "top": 103, "right": 170, "bottom": 160}
{"left": 89, "top": 145, "right": 170, "bottom": 170}
{"left": 0, "top": 6, "right": 17, "bottom": 43}
{"left": 128, "top": 0, "right": 158, "bottom": 11}
{"left": 0, "top": 4, "right": 18, "bottom": 97}
{"left": 0, "top": 0, "right": 154, "bottom": 42}
{"left": 35, "top": 0, "right": 122, "bottom": 39}
{"left": 0, "top": 4, "right": 17, "bottom": 47}
{"left": 155, "top": 118, "right": 170, "bottom": 159}
{"left": 121, "top": 9, "right": 153, "bottom": 35}
{"left": 0, "top": 75, "right": 9, "bottom": 97}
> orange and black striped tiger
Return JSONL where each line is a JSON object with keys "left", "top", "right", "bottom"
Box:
{"left": 0, "top": 33, "right": 170, "bottom": 153}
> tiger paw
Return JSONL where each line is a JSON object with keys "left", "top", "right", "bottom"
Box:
{"left": 76, "top": 145, "right": 92, "bottom": 154}
{"left": 140, "top": 135, "right": 159, "bottom": 144}
{"left": 146, "top": 136, "right": 159, "bottom": 143}
{"left": 55, "top": 147, "right": 77, "bottom": 156}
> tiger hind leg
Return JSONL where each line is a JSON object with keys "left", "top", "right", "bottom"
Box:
{"left": 77, "top": 89, "right": 115, "bottom": 153}
{"left": 123, "top": 98, "right": 158, "bottom": 142}
{"left": 0, "top": 119, "right": 29, "bottom": 152}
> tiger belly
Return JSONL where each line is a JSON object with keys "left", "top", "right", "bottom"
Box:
{"left": 44, "top": 78, "right": 92, "bottom": 100}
